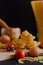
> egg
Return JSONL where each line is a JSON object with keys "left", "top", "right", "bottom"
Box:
{"left": 29, "top": 46, "right": 40, "bottom": 57}
{"left": 0, "top": 35, "right": 10, "bottom": 43}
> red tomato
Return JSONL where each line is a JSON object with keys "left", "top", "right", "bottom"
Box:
{"left": 15, "top": 50, "right": 25, "bottom": 59}
{"left": 41, "top": 42, "right": 43, "bottom": 45}
{"left": 6, "top": 43, "right": 14, "bottom": 51}
{"left": 41, "top": 45, "right": 43, "bottom": 48}
{"left": 40, "top": 42, "right": 43, "bottom": 48}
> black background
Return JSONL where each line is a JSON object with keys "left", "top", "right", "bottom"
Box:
{"left": 0, "top": 0, "right": 38, "bottom": 39}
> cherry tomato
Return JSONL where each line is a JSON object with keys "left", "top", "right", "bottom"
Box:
{"left": 41, "top": 45, "right": 43, "bottom": 48}
{"left": 39, "top": 42, "right": 43, "bottom": 48}
{"left": 6, "top": 43, "right": 14, "bottom": 51}
{"left": 41, "top": 42, "right": 43, "bottom": 45}
{"left": 15, "top": 50, "right": 25, "bottom": 59}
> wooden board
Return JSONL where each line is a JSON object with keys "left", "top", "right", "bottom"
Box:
{"left": 0, "top": 49, "right": 15, "bottom": 61}
{"left": 0, "top": 48, "right": 43, "bottom": 61}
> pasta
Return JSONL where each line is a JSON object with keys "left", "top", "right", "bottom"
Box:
{"left": 18, "top": 56, "right": 43, "bottom": 64}
{"left": 12, "top": 30, "right": 40, "bottom": 49}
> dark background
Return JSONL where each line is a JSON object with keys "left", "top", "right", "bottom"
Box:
{"left": 0, "top": 0, "right": 38, "bottom": 39}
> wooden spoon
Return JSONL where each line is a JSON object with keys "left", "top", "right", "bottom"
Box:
{"left": 0, "top": 19, "right": 21, "bottom": 40}
{"left": 0, "top": 19, "right": 12, "bottom": 39}
{"left": 0, "top": 19, "right": 10, "bottom": 29}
